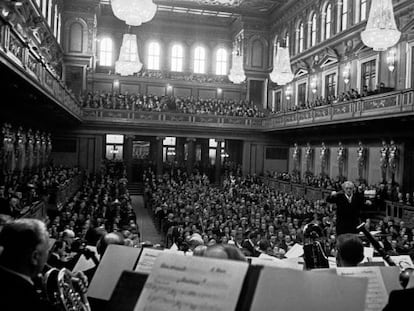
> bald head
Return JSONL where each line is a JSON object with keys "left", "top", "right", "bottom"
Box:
{"left": 97, "top": 232, "right": 124, "bottom": 257}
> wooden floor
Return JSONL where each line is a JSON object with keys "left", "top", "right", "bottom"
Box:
{"left": 131, "top": 195, "right": 162, "bottom": 245}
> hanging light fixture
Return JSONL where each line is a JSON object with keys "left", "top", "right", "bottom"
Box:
{"left": 361, "top": 0, "right": 401, "bottom": 51}
{"left": 269, "top": 42, "right": 294, "bottom": 85}
{"left": 386, "top": 47, "right": 396, "bottom": 72}
{"left": 228, "top": 50, "right": 246, "bottom": 84}
{"left": 343, "top": 63, "right": 351, "bottom": 84}
{"left": 111, "top": 0, "right": 157, "bottom": 26}
{"left": 115, "top": 34, "right": 143, "bottom": 76}
{"left": 310, "top": 77, "right": 318, "bottom": 94}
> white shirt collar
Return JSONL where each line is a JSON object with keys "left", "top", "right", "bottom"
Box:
{"left": 0, "top": 265, "right": 34, "bottom": 285}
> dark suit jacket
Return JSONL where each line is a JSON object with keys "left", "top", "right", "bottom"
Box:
{"left": 0, "top": 266, "right": 56, "bottom": 311}
{"left": 326, "top": 191, "right": 364, "bottom": 235}
{"left": 383, "top": 288, "right": 414, "bottom": 311}
{"left": 241, "top": 239, "right": 260, "bottom": 257}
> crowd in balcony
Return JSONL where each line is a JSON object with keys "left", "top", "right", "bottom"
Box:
{"left": 273, "top": 83, "right": 395, "bottom": 114}
{"left": 80, "top": 92, "right": 267, "bottom": 118}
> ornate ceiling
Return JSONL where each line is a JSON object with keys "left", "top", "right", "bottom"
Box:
{"left": 100, "top": 0, "right": 289, "bottom": 17}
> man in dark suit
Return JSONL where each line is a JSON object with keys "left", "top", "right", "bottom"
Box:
{"left": 241, "top": 231, "right": 260, "bottom": 257}
{"left": 326, "top": 181, "right": 365, "bottom": 235}
{"left": 0, "top": 218, "right": 56, "bottom": 311}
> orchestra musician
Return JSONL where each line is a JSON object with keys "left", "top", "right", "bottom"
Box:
{"left": 0, "top": 219, "right": 56, "bottom": 311}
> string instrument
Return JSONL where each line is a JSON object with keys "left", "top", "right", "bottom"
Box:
{"left": 303, "top": 223, "right": 329, "bottom": 270}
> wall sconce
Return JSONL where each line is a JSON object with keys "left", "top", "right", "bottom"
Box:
{"left": 167, "top": 84, "right": 173, "bottom": 91}
{"left": 113, "top": 79, "right": 120, "bottom": 88}
{"left": 386, "top": 47, "right": 396, "bottom": 72}
{"left": 343, "top": 63, "right": 351, "bottom": 84}
{"left": 310, "top": 77, "right": 318, "bottom": 94}
{"left": 217, "top": 88, "right": 222, "bottom": 94}
{"left": 285, "top": 85, "right": 293, "bottom": 100}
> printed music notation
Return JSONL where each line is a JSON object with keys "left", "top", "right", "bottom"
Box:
{"left": 337, "top": 267, "right": 388, "bottom": 311}
{"left": 134, "top": 253, "right": 249, "bottom": 311}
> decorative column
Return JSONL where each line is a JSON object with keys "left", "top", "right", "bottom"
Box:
{"left": 186, "top": 137, "right": 196, "bottom": 175}
{"left": 176, "top": 137, "right": 185, "bottom": 169}
{"left": 215, "top": 139, "right": 223, "bottom": 184}
{"left": 156, "top": 136, "right": 164, "bottom": 177}
{"left": 124, "top": 135, "right": 134, "bottom": 181}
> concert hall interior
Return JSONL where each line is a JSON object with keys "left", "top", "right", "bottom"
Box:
{"left": 1, "top": 0, "right": 414, "bottom": 310}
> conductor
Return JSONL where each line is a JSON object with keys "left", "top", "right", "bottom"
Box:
{"left": 326, "top": 181, "right": 366, "bottom": 236}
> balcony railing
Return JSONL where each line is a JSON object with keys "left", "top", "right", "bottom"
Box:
{"left": 82, "top": 107, "right": 264, "bottom": 129}
{"left": 264, "top": 89, "right": 414, "bottom": 130}
{"left": 0, "top": 22, "right": 81, "bottom": 119}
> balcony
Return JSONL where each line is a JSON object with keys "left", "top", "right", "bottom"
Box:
{"left": 82, "top": 108, "right": 264, "bottom": 130}
{"left": 263, "top": 89, "right": 414, "bottom": 131}
{"left": 0, "top": 10, "right": 82, "bottom": 121}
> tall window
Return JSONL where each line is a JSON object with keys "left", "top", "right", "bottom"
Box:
{"left": 171, "top": 44, "right": 184, "bottom": 72}
{"left": 41, "top": 0, "right": 47, "bottom": 17}
{"left": 193, "top": 46, "right": 206, "bottom": 74}
{"left": 106, "top": 134, "right": 124, "bottom": 161}
{"left": 147, "top": 41, "right": 161, "bottom": 70}
{"left": 99, "top": 38, "right": 113, "bottom": 66}
{"left": 355, "top": 0, "right": 367, "bottom": 23}
{"left": 361, "top": 59, "right": 376, "bottom": 91}
{"left": 163, "top": 137, "right": 176, "bottom": 163}
{"left": 209, "top": 139, "right": 225, "bottom": 166}
{"left": 324, "top": 3, "right": 332, "bottom": 40}
{"left": 297, "top": 83, "right": 307, "bottom": 108}
{"left": 47, "top": 0, "right": 53, "bottom": 26}
{"left": 53, "top": 4, "right": 58, "bottom": 38}
{"left": 325, "top": 73, "right": 336, "bottom": 97}
{"left": 296, "top": 22, "right": 304, "bottom": 54}
{"left": 57, "top": 13, "right": 62, "bottom": 44}
{"left": 340, "top": 0, "right": 349, "bottom": 31}
{"left": 215, "top": 48, "right": 227, "bottom": 75}
{"left": 309, "top": 13, "right": 317, "bottom": 48}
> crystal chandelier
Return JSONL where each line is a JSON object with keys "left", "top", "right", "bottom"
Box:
{"left": 111, "top": 0, "right": 157, "bottom": 26}
{"left": 115, "top": 34, "right": 143, "bottom": 76}
{"left": 228, "top": 50, "right": 246, "bottom": 84}
{"left": 361, "top": 0, "right": 401, "bottom": 51}
{"left": 269, "top": 43, "right": 294, "bottom": 85}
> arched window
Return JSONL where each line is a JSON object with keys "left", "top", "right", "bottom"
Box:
{"left": 355, "top": 0, "right": 367, "bottom": 23}
{"left": 147, "top": 41, "right": 161, "bottom": 70}
{"left": 99, "top": 37, "right": 113, "bottom": 66}
{"left": 296, "top": 22, "right": 304, "bottom": 53}
{"left": 323, "top": 3, "right": 332, "bottom": 40}
{"left": 340, "top": 0, "right": 349, "bottom": 31}
{"left": 171, "top": 44, "right": 184, "bottom": 72}
{"left": 193, "top": 46, "right": 206, "bottom": 74}
{"left": 215, "top": 48, "right": 227, "bottom": 75}
{"left": 309, "top": 13, "right": 317, "bottom": 48}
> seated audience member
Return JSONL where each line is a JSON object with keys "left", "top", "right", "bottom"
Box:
{"left": 336, "top": 234, "right": 364, "bottom": 267}
{"left": 203, "top": 244, "right": 246, "bottom": 261}
{"left": 0, "top": 219, "right": 55, "bottom": 311}
{"left": 242, "top": 231, "right": 260, "bottom": 257}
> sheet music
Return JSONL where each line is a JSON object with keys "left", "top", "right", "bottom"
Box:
{"left": 337, "top": 267, "right": 388, "bottom": 311}
{"left": 390, "top": 255, "right": 413, "bottom": 268}
{"left": 134, "top": 253, "right": 249, "bottom": 311}
{"left": 250, "top": 266, "right": 367, "bottom": 311}
{"left": 134, "top": 248, "right": 165, "bottom": 274}
{"left": 285, "top": 243, "right": 304, "bottom": 258}
{"left": 73, "top": 246, "right": 97, "bottom": 272}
